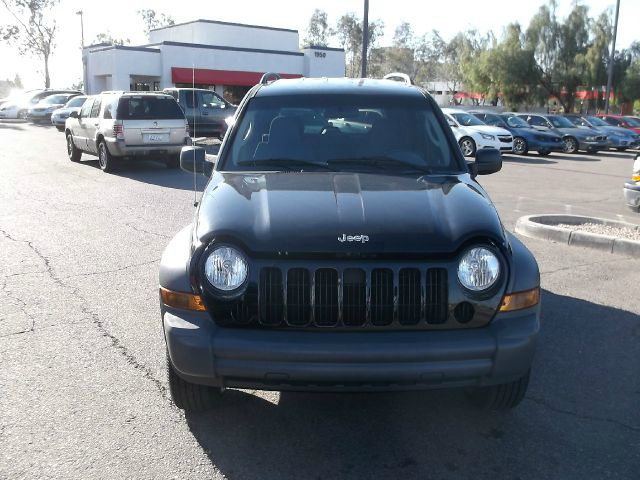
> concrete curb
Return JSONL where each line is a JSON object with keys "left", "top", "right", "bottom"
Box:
{"left": 515, "top": 214, "right": 640, "bottom": 257}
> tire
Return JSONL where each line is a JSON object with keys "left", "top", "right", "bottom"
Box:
{"left": 56, "top": 126, "right": 64, "bottom": 132}
{"left": 512, "top": 137, "right": 528, "bottom": 155}
{"left": 537, "top": 149, "right": 551, "bottom": 156}
{"left": 97, "top": 140, "right": 116, "bottom": 173}
{"left": 469, "top": 370, "right": 530, "bottom": 411}
{"left": 167, "top": 352, "right": 218, "bottom": 412}
{"left": 66, "top": 133, "right": 81, "bottom": 162}
{"left": 616, "top": 147, "right": 627, "bottom": 152}
{"left": 165, "top": 155, "right": 180, "bottom": 169}
{"left": 459, "top": 137, "right": 477, "bottom": 157}
{"left": 18, "top": 110, "right": 27, "bottom": 120}
{"left": 562, "top": 136, "right": 579, "bottom": 154}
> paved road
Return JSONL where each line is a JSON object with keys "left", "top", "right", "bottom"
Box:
{"left": 1, "top": 122, "right": 639, "bottom": 479}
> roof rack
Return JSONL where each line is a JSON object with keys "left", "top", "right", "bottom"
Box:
{"left": 383, "top": 72, "right": 413, "bottom": 85}
{"left": 260, "top": 72, "right": 281, "bottom": 85}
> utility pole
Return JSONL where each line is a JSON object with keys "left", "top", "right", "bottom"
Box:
{"left": 361, "top": 0, "right": 369, "bottom": 78}
{"left": 604, "top": 0, "right": 620, "bottom": 114}
{"left": 76, "top": 10, "right": 84, "bottom": 48}
{"left": 76, "top": 10, "right": 86, "bottom": 93}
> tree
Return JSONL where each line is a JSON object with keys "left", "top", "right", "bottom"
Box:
{"left": 0, "top": 0, "right": 58, "bottom": 88}
{"left": 92, "top": 32, "right": 130, "bottom": 46}
{"left": 303, "top": 9, "right": 330, "bottom": 47}
{"left": 334, "top": 12, "right": 384, "bottom": 77}
{"left": 138, "top": 9, "right": 175, "bottom": 35}
{"left": 13, "top": 73, "right": 22, "bottom": 89}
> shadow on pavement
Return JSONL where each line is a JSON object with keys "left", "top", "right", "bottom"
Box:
{"left": 502, "top": 155, "right": 557, "bottom": 165}
{"left": 597, "top": 151, "right": 636, "bottom": 160}
{"left": 0, "top": 122, "right": 24, "bottom": 130}
{"left": 184, "top": 290, "right": 640, "bottom": 479}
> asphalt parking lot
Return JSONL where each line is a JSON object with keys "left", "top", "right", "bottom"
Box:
{"left": 1, "top": 121, "right": 639, "bottom": 479}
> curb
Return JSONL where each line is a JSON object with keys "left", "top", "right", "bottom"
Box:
{"left": 515, "top": 214, "right": 640, "bottom": 257}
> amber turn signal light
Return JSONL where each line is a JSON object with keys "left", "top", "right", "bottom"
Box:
{"left": 499, "top": 287, "right": 540, "bottom": 312}
{"left": 160, "top": 287, "right": 206, "bottom": 311}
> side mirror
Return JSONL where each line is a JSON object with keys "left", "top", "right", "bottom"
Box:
{"left": 180, "top": 146, "right": 215, "bottom": 176}
{"left": 473, "top": 148, "right": 502, "bottom": 176}
{"left": 69, "top": 111, "right": 79, "bottom": 119}
{"left": 447, "top": 119, "right": 456, "bottom": 127}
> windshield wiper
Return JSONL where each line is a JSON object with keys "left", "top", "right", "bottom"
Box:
{"left": 327, "top": 156, "right": 433, "bottom": 174}
{"left": 237, "top": 158, "right": 334, "bottom": 171}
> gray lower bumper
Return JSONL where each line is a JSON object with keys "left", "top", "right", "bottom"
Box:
{"left": 163, "top": 306, "right": 540, "bottom": 391}
{"left": 105, "top": 138, "right": 186, "bottom": 157}
{"left": 624, "top": 182, "right": 640, "bottom": 211}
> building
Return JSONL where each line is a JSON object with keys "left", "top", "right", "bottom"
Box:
{"left": 83, "top": 19, "right": 346, "bottom": 103}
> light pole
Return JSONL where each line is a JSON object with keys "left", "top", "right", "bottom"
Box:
{"left": 604, "top": 0, "right": 620, "bottom": 114}
{"left": 361, "top": 0, "right": 369, "bottom": 78}
{"left": 76, "top": 10, "right": 86, "bottom": 93}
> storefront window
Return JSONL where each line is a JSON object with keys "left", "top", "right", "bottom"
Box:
{"left": 223, "top": 86, "right": 250, "bottom": 105}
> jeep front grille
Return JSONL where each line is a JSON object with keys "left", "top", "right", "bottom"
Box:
{"left": 228, "top": 266, "right": 449, "bottom": 329}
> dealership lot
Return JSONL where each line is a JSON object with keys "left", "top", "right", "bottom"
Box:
{"left": 1, "top": 122, "right": 639, "bottom": 479}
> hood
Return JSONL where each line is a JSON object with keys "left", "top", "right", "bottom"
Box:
{"left": 468, "top": 125, "right": 511, "bottom": 136}
{"left": 552, "top": 126, "right": 600, "bottom": 138}
{"left": 195, "top": 172, "right": 506, "bottom": 256}
{"left": 53, "top": 106, "right": 80, "bottom": 115}
{"left": 594, "top": 125, "right": 637, "bottom": 138}
{"left": 506, "top": 126, "right": 560, "bottom": 138}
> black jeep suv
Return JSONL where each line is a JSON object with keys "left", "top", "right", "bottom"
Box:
{"left": 160, "top": 77, "right": 540, "bottom": 412}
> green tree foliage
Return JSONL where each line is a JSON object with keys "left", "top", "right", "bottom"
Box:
{"left": 138, "top": 9, "right": 175, "bottom": 35}
{"left": 93, "top": 32, "right": 130, "bottom": 46}
{"left": 0, "top": 0, "right": 58, "bottom": 88}
{"left": 303, "top": 9, "right": 330, "bottom": 47}
{"left": 334, "top": 12, "right": 384, "bottom": 77}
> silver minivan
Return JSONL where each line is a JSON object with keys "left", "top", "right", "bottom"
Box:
{"left": 65, "top": 92, "right": 190, "bottom": 172}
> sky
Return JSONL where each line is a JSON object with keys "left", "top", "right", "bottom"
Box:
{"left": 0, "top": 0, "right": 637, "bottom": 90}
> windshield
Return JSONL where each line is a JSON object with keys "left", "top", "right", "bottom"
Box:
{"left": 221, "top": 95, "right": 462, "bottom": 173}
{"left": 585, "top": 116, "right": 608, "bottom": 126}
{"left": 623, "top": 116, "right": 640, "bottom": 127}
{"left": 42, "top": 95, "right": 71, "bottom": 104}
{"left": 502, "top": 115, "right": 530, "bottom": 128}
{"left": 548, "top": 116, "right": 575, "bottom": 128}
{"left": 451, "top": 113, "right": 485, "bottom": 126}
{"left": 65, "top": 96, "right": 86, "bottom": 108}
{"left": 479, "top": 113, "right": 507, "bottom": 128}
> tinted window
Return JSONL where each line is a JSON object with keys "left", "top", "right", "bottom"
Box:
{"left": 478, "top": 113, "right": 506, "bottom": 127}
{"left": 528, "top": 116, "right": 548, "bottom": 127}
{"left": 548, "top": 116, "right": 575, "bottom": 128}
{"left": 116, "top": 96, "right": 184, "bottom": 120}
{"left": 42, "top": 94, "right": 72, "bottom": 104}
{"left": 222, "top": 95, "right": 461, "bottom": 173}
{"left": 585, "top": 116, "right": 608, "bottom": 126}
{"left": 601, "top": 116, "right": 620, "bottom": 126}
{"left": 80, "top": 98, "right": 94, "bottom": 118}
{"left": 503, "top": 115, "right": 530, "bottom": 128}
{"left": 202, "top": 91, "right": 225, "bottom": 107}
{"left": 90, "top": 98, "right": 102, "bottom": 118}
{"left": 183, "top": 91, "right": 196, "bottom": 109}
{"left": 623, "top": 116, "right": 640, "bottom": 127}
{"left": 451, "top": 113, "right": 484, "bottom": 126}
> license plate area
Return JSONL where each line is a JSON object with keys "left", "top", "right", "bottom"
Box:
{"left": 144, "top": 133, "right": 169, "bottom": 143}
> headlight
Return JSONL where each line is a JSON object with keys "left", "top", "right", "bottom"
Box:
{"left": 585, "top": 135, "right": 596, "bottom": 141}
{"left": 457, "top": 247, "right": 500, "bottom": 292}
{"left": 481, "top": 133, "right": 495, "bottom": 140}
{"left": 204, "top": 246, "right": 248, "bottom": 291}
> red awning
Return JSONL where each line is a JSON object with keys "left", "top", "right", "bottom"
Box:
{"left": 171, "top": 67, "right": 302, "bottom": 86}
{"left": 452, "top": 91, "right": 484, "bottom": 100}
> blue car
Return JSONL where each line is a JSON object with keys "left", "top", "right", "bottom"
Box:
{"left": 471, "top": 111, "right": 563, "bottom": 156}
{"left": 563, "top": 114, "right": 640, "bottom": 151}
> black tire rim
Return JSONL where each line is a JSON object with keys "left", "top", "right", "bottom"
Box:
{"left": 98, "top": 144, "right": 107, "bottom": 169}
{"left": 513, "top": 138, "right": 527, "bottom": 154}
{"left": 460, "top": 139, "right": 475, "bottom": 156}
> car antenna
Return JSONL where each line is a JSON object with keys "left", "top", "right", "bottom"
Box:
{"left": 192, "top": 64, "right": 198, "bottom": 207}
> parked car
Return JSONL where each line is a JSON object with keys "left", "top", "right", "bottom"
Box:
{"left": 596, "top": 114, "right": 640, "bottom": 135}
{"left": 51, "top": 95, "right": 88, "bottom": 131}
{"left": 516, "top": 113, "right": 608, "bottom": 153}
{"left": 441, "top": 108, "right": 513, "bottom": 156}
{"left": 160, "top": 76, "right": 541, "bottom": 413}
{"left": 563, "top": 114, "right": 640, "bottom": 151}
{"left": 163, "top": 88, "right": 236, "bottom": 138}
{"left": 28, "top": 93, "right": 81, "bottom": 123}
{"left": 0, "top": 89, "right": 82, "bottom": 119}
{"left": 624, "top": 154, "right": 640, "bottom": 212}
{"left": 64, "top": 92, "right": 190, "bottom": 172}
{"left": 471, "top": 111, "right": 563, "bottom": 156}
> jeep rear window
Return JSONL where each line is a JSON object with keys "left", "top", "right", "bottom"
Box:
{"left": 116, "top": 96, "right": 185, "bottom": 120}
{"left": 221, "top": 94, "right": 462, "bottom": 173}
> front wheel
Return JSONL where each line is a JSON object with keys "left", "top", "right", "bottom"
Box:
{"left": 97, "top": 140, "right": 116, "bottom": 173}
{"left": 459, "top": 137, "right": 477, "bottom": 157}
{"left": 469, "top": 370, "right": 531, "bottom": 411}
{"left": 562, "top": 137, "right": 579, "bottom": 154}
{"left": 167, "top": 352, "right": 219, "bottom": 412}
{"left": 17, "top": 110, "right": 27, "bottom": 120}
{"left": 66, "top": 133, "right": 81, "bottom": 162}
{"left": 512, "top": 137, "right": 528, "bottom": 155}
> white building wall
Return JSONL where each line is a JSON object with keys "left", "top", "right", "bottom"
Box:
{"left": 85, "top": 47, "right": 161, "bottom": 94}
{"left": 303, "top": 48, "right": 345, "bottom": 77}
{"left": 149, "top": 21, "right": 299, "bottom": 52}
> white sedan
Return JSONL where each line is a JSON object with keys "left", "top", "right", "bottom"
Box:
{"left": 442, "top": 108, "right": 513, "bottom": 157}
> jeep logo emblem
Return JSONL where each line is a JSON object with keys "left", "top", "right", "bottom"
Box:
{"left": 338, "top": 234, "right": 369, "bottom": 243}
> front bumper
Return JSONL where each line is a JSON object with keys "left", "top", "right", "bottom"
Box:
{"left": 624, "top": 182, "right": 640, "bottom": 212}
{"left": 477, "top": 139, "right": 513, "bottom": 153}
{"left": 163, "top": 305, "right": 540, "bottom": 391}
{"left": 578, "top": 139, "right": 609, "bottom": 152}
{"left": 51, "top": 115, "right": 68, "bottom": 127}
{"left": 28, "top": 112, "right": 53, "bottom": 122}
{"left": 104, "top": 137, "right": 188, "bottom": 157}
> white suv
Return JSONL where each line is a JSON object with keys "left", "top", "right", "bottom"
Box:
{"left": 442, "top": 108, "right": 513, "bottom": 156}
{"left": 64, "top": 92, "right": 189, "bottom": 172}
